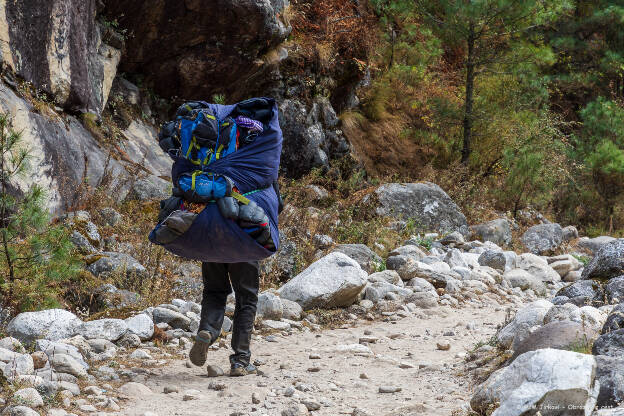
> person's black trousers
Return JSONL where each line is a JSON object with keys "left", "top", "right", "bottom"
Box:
{"left": 199, "top": 261, "right": 259, "bottom": 366}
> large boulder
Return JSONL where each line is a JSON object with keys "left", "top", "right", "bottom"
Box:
{"left": 0, "top": 0, "right": 121, "bottom": 114}
{"left": 595, "top": 355, "right": 624, "bottom": 408}
{"left": 470, "top": 219, "right": 512, "bottom": 247}
{"left": 103, "top": 0, "right": 290, "bottom": 100}
{"left": 7, "top": 309, "right": 82, "bottom": 344}
{"left": 496, "top": 300, "right": 553, "bottom": 348}
{"left": 0, "top": 84, "right": 128, "bottom": 212}
{"left": 332, "top": 244, "right": 382, "bottom": 274}
{"left": 582, "top": 239, "right": 624, "bottom": 281}
{"left": 375, "top": 182, "right": 468, "bottom": 235}
{"left": 278, "top": 252, "right": 368, "bottom": 309}
{"left": 605, "top": 276, "right": 624, "bottom": 304}
{"left": 471, "top": 349, "right": 599, "bottom": 416}
{"left": 602, "top": 303, "right": 624, "bottom": 334}
{"left": 510, "top": 321, "right": 597, "bottom": 361}
{"left": 478, "top": 250, "right": 507, "bottom": 271}
{"left": 521, "top": 223, "right": 564, "bottom": 255}
{"left": 592, "top": 329, "right": 624, "bottom": 357}
{"left": 555, "top": 280, "right": 604, "bottom": 307}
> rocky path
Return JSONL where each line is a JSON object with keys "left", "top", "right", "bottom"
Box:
{"left": 121, "top": 304, "right": 511, "bottom": 416}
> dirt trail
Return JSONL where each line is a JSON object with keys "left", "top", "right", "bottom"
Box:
{"left": 121, "top": 304, "right": 511, "bottom": 416}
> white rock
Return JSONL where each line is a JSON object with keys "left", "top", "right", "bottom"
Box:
{"left": 7, "top": 309, "right": 82, "bottom": 343}
{"left": 257, "top": 291, "right": 284, "bottom": 320}
{"left": 0, "top": 347, "right": 34, "bottom": 376}
{"left": 278, "top": 252, "right": 368, "bottom": 309}
{"left": 129, "top": 349, "right": 152, "bottom": 360}
{"left": 119, "top": 382, "right": 152, "bottom": 397}
{"left": 281, "top": 298, "right": 304, "bottom": 321}
{"left": 48, "top": 353, "right": 88, "bottom": 378}
{"left": 124, "top": 314, "right": 154, "bottom": 341}
{"left": 496, "top": 300, "right": 553, "bottom": 348}
{"left": 13, "top": 388, "right": 44, "bottom": 408}
{"left": 368, "top": 270, "right": 402, "bottom": 286}
{"left": 471, "top": 349, "right": 598, "bottom": 416}
{"left": 334, "top": 344, "right": 372, "bottom": 355}
{"left": 37, "top": 340, "right": 88, "bottom": 369}
{"left": 0, "top": 337, "right": 25, "bottom": 352}
{"left": 502, "top": 269, "right": 546, "bottom": 295}
{"left": 74, "top": 319, "right": 128, "bottom": 342}
{"left": 514, "top": 253, "right": 560, "bottom": 283}
{"left": 262, "top": 320, "right": 291, "bottom": 330}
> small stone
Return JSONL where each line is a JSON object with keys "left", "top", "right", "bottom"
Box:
{"left": 301, "top": 399, "right": 321, "bottom": 411}
{"left": 208, "top": 381, "right": 227, "bottom": 391}
{"left": 207, "top": 364, "right": 224, "bottom": 377}
{"left": 309, "top": 353, "right": 321, "bottom": 359}
{"left": 31, "top": 351, "right": 48, "bottom": 369}
{"left": 379, "top": 386, "right": 402, "bottom": 393}
{"left": 436, "top": 341, "right": 451, "bottom": 351}
{"left": 284, "top": 386, "right": 296, "bottom": 397}
{"left": 363, "top": 329, "right": 373, "bottom": 335}
{"left": 252, "top": 392, "right": 261, "bottom": 404}
{"left": 79, "top": 404, "right": 97, "bottom": 412}
{"left": 183, "top": 389, "right": 201, "bottom": 401}
{"left": 360, "top": 373, "right": 369, "bottom": 379}
{"left": 359, "top": 337, "right": 378, "bottom": 344}
{"left": 164, "top": 386, "right": 179, "bottom": 394}
{"left": 307, "top": 367, "right": 320, "bottom": 372}
{"left": 129, "top": 349, "right": 152, "bottom": 360}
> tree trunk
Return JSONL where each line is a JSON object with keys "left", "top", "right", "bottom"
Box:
{"left": 462, "top": 24, "right": 476, "bottom": 164}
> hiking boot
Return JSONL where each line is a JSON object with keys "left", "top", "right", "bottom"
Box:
{"left": 229, "top": 362, "right": 257, "bottom": 377}
{"left": 189, "top": 330, "right": 215, "bottom": 367}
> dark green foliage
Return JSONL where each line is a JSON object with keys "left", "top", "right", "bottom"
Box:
{"left": 0, "top": 113, "right": 81, "bottom": 312}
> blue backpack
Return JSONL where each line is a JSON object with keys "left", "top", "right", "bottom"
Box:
{"left": 160, "top": 102, "right": 240, "bottom": 202}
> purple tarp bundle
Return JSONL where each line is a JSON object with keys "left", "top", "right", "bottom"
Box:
{"left": 150, "top": 99, "right": 282, "bottom": 263}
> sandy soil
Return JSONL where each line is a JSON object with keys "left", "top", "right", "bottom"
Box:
{"left": 119, "top": 304, "right": 511, "bottom": 416}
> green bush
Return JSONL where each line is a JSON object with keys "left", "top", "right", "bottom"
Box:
{"left": 0, "top": 113, "right": 81, "bottom": 312}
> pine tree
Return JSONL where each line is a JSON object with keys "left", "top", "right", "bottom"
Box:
{"left": 415, "top": 0, "right": 571, "bottom": 163}
{"left": 0, "top": 113, "right": 80, "bottom": 312}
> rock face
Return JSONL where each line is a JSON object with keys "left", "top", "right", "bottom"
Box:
{"left": 470, "top": 219, "right": 512, "bottom": 247}
{"left": 1, "top": 0, "right": 121, "bottom": 114}
{"left": 278, "top": 252, "right": 368, "bottom": 309}
{"left": 582, "top": 239, "right": 624, "bottom": 280}
{"left": 0, "top": 84, "right": 128, "bottom": 212}
{"left": 103, "top": 0, "right": 290, "bottom": 100}
{"left": 521, "top": 223, "right": 564, "bottom": 255}
{"left": 7, "top": 309, "right": 81, "bottom": 344}
{"left": 471, "top": 349, "right": 599, "bottom": 416}
{"left": 375, "top": 183, "right": 468, "bottom": 235}
{"left": 279, "top": 98, "right": 349, "bottom": 177}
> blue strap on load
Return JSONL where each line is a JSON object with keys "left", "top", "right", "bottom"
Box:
{"left": 149, "top": 98, "right": 282, "bottom": 263}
